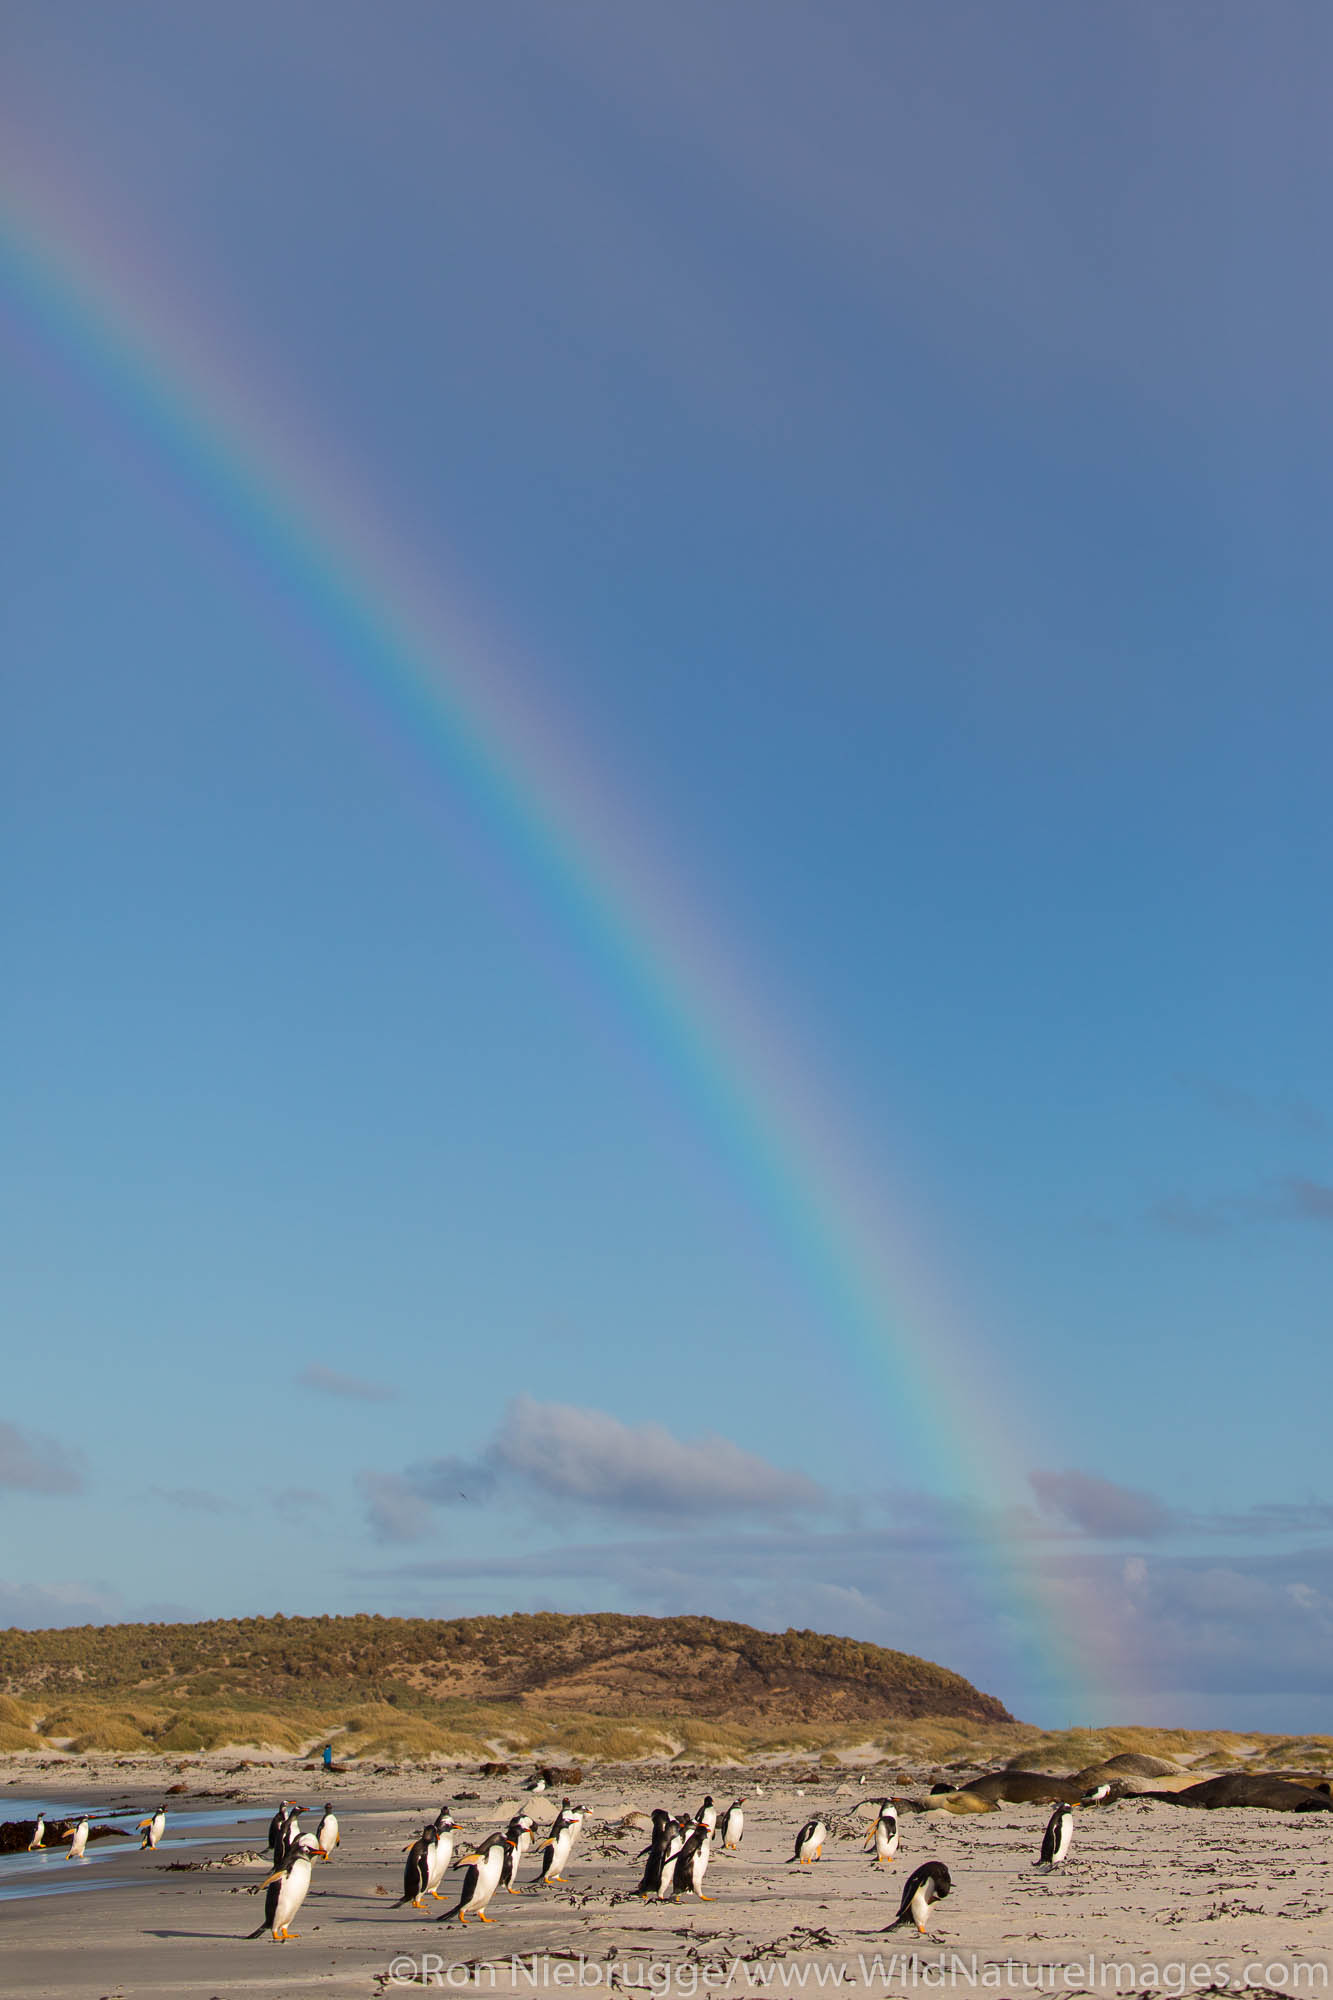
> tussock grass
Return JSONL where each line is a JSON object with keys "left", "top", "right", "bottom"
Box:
{"left": 0, "top": 1694, "right": 40, "bottom": 1750}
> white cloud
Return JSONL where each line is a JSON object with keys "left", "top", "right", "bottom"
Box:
{"left": 490, "top": 1395, "right": 825, "bottom": 1518}
{"left": 356, "top": 1470, "right": 434, "bottom": 1544}
{"left": 1029, "top": 1467, "right": 1176, "bottom": 1540}
{"left": 297, "top": 1364, "right": 395, "bottom": 1402}
{"left": 0, "top": 1420, "right": 85, "bottom": 1495}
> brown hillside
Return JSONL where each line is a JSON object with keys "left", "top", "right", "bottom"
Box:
{"left": 0, "top": 1612, "right": 1011, "bottom": 1726}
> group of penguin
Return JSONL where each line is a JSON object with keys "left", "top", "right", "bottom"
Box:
{"left": 246, "top": 1785, "right": 1086, "bottom": 1945}
{"left": 26, "top": 1803, "right": 171, "bottom": 1861}
{"left": 247, "top": 1799, "right": 342, "bottom": 1942}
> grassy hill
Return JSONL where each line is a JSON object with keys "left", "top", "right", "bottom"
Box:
{"left": 0, "top": 1610, "right": 1012, "bottom": 1760}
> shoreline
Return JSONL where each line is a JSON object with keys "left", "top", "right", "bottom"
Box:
{"left": 3, "top": 1752, "right": 1330, "bottom": 1999}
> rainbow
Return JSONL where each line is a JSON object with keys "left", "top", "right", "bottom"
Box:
{"left": 0, "top": 195, "right": 1114, "bottom": 1721}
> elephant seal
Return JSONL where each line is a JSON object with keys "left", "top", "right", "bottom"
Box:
{"left": 956, "top": 1771, "right": 1080, "bottom": 1806}
{"left": 1146, "top": 1774, "right": 1333, "bottom": 1811}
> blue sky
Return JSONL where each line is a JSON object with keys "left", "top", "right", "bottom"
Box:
{"left": 3, "top": 3, "right": 1332, "bottom": 1729}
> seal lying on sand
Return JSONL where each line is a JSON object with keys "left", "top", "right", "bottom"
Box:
{"left": 1146, "top": 1774, "right": 1333, "bottom": 1811}
{"left": 954, "top": 1772, "right": 1080, "bottom": 1806}
{"left": 916, "top": 1789, "right": 997, "bottom": 1814}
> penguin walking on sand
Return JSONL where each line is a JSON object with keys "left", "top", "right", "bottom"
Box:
{"left": 26, "top": 1812, "right": 45, "bottom": 1852}
{"left": 886, "top": 1861, "right": 952, "bottom": 1934}
{"left": 537, "top": 1802, "right": 584, "bottom": 1885}
{"left": 634, "top": 1809, "right": 675, "bottom": 1897}
{"left": 866, "top": 1801, "right": 899, "bottom": 1867}
{"left": 399, "top": 1827, "right": 437, "bottom": 1909}
{"left": 655, "top": 1816, "right": 693, "bottom": 1899}
{"left": 67, "top": 1817, "right": 90, "bottom": 1860}
{"left": 788, "top": 1815, "right": 828, "bottom": 1867}
{"left": 315, "top": 1804, "right": 339, "bottom": 1857}
{"left": 716, "top": 1799, "right": 746, "bottom": 1851}
{"left": 442, "top": 1832, "right": 512, "bottom": 1924}
{"left": 1035, "top": 1802, "right": 1072, "bottom": 1871}
{"left": 695, "top": 1795, "right": 718, "bottom": 1835}
{"left": 139, "top": 1806, "right": 166, "bottom": 1850}
{"left": 249, "top": 1830, "right": 320, "bottom": 1941}
{"left": 671, "top": 1821, "right": 714, "bottom": 1902}
{"left": 501, "top": 1814, "right": 536, "bottom": 1892}
{"left": 425, "top": 1812, "right": 457, "bottom": 1899}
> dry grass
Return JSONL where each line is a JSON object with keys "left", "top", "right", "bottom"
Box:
{"left": 5, "top": 1698, "right": 1315, "bottom": 1773}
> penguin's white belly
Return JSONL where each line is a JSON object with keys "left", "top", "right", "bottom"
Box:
{"left": 465, "top": 1850, "right": 505, "bottom": 1910}
{"left": 275, "top": 1857, "right": 313, "bottom": 1931}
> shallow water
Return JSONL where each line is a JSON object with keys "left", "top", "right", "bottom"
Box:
{"left": 0, "top": 1800, "right": 268, "bottom": 1901}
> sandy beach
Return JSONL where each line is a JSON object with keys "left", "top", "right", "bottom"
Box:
{"left": 2, "top": 1753, "right": 1328, "bottom": 2000}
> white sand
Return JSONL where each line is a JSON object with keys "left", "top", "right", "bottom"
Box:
{"left": 1, "top": 1754, "right": 1328, "bottom": 1999}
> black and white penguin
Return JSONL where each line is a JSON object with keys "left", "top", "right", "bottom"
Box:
{"left": 1035, "top": 1803, "right": 1072, "bottom": 1871}
{"left": 537, "top": 1802, "right": 584, "bottom": 1885}
{"left": 866, "top": 1801, "right": 899, "bottom": 1867}
{"left": 425, "top": 1810, "right": 457, "bottom": 1898}
{"left": 139, "top": 1806, "right": 167, "bottom": 1851}
{"left": 671, "top": 1821, "right": 714, "bottom": 1902}
{"left": 315, "top": 1804, "right": 339, "bottom": 1856}
{"left": 267, "top": 1801, "right": 295, "bottom": 1859}
{"left": 716, "top": 1799, "right": 746, "bottom": 1850}
{"left": 655, "top": 1816, "right": 694, "bottom": 1900}
{"left": 886, "top": 1861, "right": 952, "bottom": 1934}
{"left": 248, "top": 1830, "right": 320, "bottom": 1941}
{"left": 67, "top": 1816, "right": 90, "bottom": 1860}
{"left": 695, "top": 1795, "right": 718, "bottom": 1835}
{"left": 399, "top": 1828, "right": 437, "bottom": 1908}
{"left": 501, "top": 1814, "right": 537, "bottom": 1892}
{"left": 634, "top": 1809, "right": 675, "bottom": 1897}
{"left": 788, "top": 1816, "right": 828, "bottom": 1866}
{"left": 442, "top": 1832, "right": 512, "bottom": 1924}
{"left": 26, "top": 1812, "right": 45, "bottom": 1852}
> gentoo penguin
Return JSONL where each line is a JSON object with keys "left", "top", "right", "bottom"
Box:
{"left": 249, "top": 1830, "right": 320, "bottom": 1941}
{"left": 1081, "top": 1782, "right": 1111, "bottom": 1805}
{"left": 716, "top": 1799, "right": 746, "bottom": 1850}
{"left": 695, "top": 1795, "right": 718, "bottom": 1835}
{"left": 634, "top": 1809, "right": 675, "bottom": 1897}
{"left": 267, "top": 1801, "right": 294, "bottom": 1858}
{"left": 425, "top": 1811, "right": 457, "bottom": 1898}
{"left": 537, "top": 1802, "right": 584, "bottom": 1885}
{"left": 658, "top": 1815, "right": 696, "bottom": 1899}
{"left": 886, "top": 1860, "right": 952, "bottom": 1934}
{"left": 1035, "top": 1802, "right": 1072, "bottom": 1871}
{"left": 315, "top": 1804, "right": 340, "bottom": 1857}
{"left": 866, "top": 1801, "right": 899, "bottom": 1867}
{"left": 399, "top": 1828, "right": 436, "bottom": 1909}
{"left": 671, "top": 1821, "right": 714, "bottom": 1902}
{"left": 26, "top": 1812, "right": 45, "bottom": 1851}
{"left": 442, "top": 1832, "right": 512, "bottom": 1924}
{"left": 67, "top": 1816, "right": 90, "bottom": 1860}
{"left": 139, "top": 1806, "right": 166, "bottom": 1850}
{"left": 279, "top": 1806, "right": 308, "bottom": 1864}
{"left": 501, "top": 1814, "right": 536, "bottom": 1892}
{"left": 788, "top": 1816, "right": 828, "bottom": 1866}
